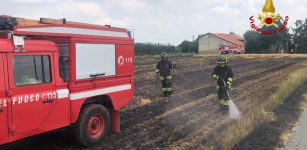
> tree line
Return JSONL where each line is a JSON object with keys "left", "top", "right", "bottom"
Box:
{"left": 135, "top": 38, "right": 199, "bottom": 56}
{"left": 244, "top": 18, "right": 307, "bottom": 54}
{"left": 134, "top": 43, "right": 176, "bottom": 56}
{"left": 136, "top": 18, "right": 307, "bottom": 55}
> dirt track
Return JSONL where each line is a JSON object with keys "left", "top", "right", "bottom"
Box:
{"left": 2, "top": 55, "right": 307, "bottom": 150}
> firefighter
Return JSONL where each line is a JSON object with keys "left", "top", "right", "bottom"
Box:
{"left": 212, "top": 55, "right": 234, "bottom": 113}
{"left": 156, "top": 52, "right": 176, "bottom": 97}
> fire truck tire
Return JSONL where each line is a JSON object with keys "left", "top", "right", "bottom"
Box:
{"left": 74, "top": 104, "right": 110, "bottom": 147}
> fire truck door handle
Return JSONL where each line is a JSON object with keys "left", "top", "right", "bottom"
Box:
{"left": 90, "top": 73, "right": 106, "bottom": 78}
{"left": 0, "top": 108, "right": 3, "bottom": 113}
{"left": 43, "top": 100, "right": 54, "bottom": 104}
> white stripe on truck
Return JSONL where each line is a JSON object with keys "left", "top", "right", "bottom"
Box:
{"left": 69, "top": 84, "right": 132, "bottom": 101}
{"left": 56, "top": 89, "right": 69, "bottom": 99}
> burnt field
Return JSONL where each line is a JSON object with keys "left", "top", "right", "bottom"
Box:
{"left": 2, "top": 54, "right": 307, "bottom": 150}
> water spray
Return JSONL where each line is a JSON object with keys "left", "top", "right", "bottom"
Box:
{"left": 226, "top": 89, "right": 241, "bottom": 120}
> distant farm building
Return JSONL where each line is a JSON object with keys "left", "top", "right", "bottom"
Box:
{"left": 198, "top": 33, "right": 245, "bottom": 54}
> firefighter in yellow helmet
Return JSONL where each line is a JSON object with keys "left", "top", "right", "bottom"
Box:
{"left": 156, "top": 52, "right": 176, "bottom": 97}
{"left": 212, "top": 55, "right": 234, "bottom": 113}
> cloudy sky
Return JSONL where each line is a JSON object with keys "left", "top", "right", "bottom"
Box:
{"left": 0, "top": 0, "right": 306, "bottom": 45}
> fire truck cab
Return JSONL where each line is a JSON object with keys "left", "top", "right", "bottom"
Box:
{"left": 0, "top": 23, "right": 134, "bottom": 146}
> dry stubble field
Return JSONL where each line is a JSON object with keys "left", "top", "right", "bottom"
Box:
{"left": 2, "top": 54, "right": 307, "bottom": 150}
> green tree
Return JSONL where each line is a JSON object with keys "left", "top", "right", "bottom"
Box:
{"left": 244, "top": 30, "right": 262, "bottom": 53}
{"left": 176, "top": 40, "right": 198, "bottom": 53}
{"left": 243, "top": 27, "right": 290, "bottom": 53}
{"left": 292, "top": 19, "right": 307, "bottom": 53}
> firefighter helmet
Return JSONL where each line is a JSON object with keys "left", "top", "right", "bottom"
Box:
{"left": 216, "top": 55, "right": 228, "bottom": 64}
{"left": 161, "top": 52, "right": 168, "bottom": 59}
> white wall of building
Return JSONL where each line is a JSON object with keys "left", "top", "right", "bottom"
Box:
{"left": 198, "top": 34, "right": 231, "bottom": 53}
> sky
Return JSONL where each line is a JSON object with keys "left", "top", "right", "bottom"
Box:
{"left": 0, "top": 0, "right": 307, "bottom": 45}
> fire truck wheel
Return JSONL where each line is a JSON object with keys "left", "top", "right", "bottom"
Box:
{"left": 74, "top": 104, "right": 110, "bottom": 147}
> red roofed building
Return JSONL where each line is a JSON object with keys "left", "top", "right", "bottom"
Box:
{"left": 198, "top": 33, "right": 245, "bottom": 54}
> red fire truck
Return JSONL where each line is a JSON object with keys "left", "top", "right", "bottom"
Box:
{"left": 0, "top": 17, "right": 134, "bottom": 146}
{"left": 219, "top": 44, "right": 244, "bottom": 54}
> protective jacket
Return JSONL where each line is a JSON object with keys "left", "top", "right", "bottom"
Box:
{"left": 212, "top": 65, "right": 234, "bottom": 86}
{"left": 156, "top": 59, "right": 173, "bottom": 77}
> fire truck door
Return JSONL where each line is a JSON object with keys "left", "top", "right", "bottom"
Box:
{"left": 0, "top": 54, "right": 8, "bottom": 139}
{"left": 7, "top": 53, "right": 58, "bottom": 135}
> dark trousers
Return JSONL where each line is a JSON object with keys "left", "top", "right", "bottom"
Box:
{"left": 218, "top": 86, "right": 230, "bottom": 112}
{"left": 161, "top": 77, "right": 172, "bottom": 96}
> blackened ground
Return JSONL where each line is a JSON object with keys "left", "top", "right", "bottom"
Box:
{"left": 1, "top": 55, "right": 307, "bottom": 150}
{"left": 232, "top": 82, "right": 307, "bottom": 150}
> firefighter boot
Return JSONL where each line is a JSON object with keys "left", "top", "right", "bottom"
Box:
{"left": 162, "top": 87, "right": 167, "bottom": 97}
{"left": 167, "top": 88, "right": 172, "bottom": 96}
{"left": 219, "top": 99, "right": 229, "bottom": 114}
{"left": 166, "top": 78, "right": 172, "bottom": 96}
